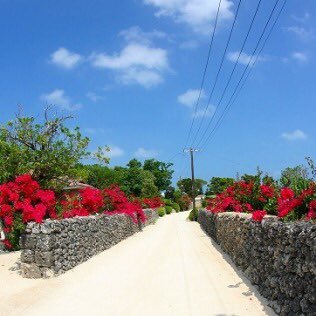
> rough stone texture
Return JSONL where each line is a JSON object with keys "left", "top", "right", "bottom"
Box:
{"left": 198, "top": 210, "right": 316, "bottom": 316}
{"left": 21, "top": 209, "right": 158, "bottom": 279}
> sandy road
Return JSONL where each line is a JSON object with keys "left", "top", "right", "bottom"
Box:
{"left": 0, "top": 211, "right": 275, "bottom": 316}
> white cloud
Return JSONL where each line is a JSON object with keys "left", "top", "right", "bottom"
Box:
{"left": 108, "top": 145, "right": 125, "bottom": 158}
{"left": 90, "top": 42, "right": 168, "bottom": 88}
{"left": 227, "top": 51, "right": 265, "bottom": 66}
{"left": 91, "top": 44, "right": 168, "bottom": 71}
{"left": 179, "top": 40, "right": 199, "bottom": 50}
{"left": 281, "top": 129, "right": 307, "bottom": 141}
{"left": 50, "top": 48, "right": 82, "bottom": 69}
{"left": 178, "top": 89, "right": 205, "bottom": 107}
{"left": 40, "top": 89, "right": 82, "bottom": 111}
{"left": 135, "top": 147, "right": 158, "bottom": 158}
{"left": 86, "top": 92, "right": 103, "bottom": 102}
{"left": 143, "top": 0, "right": 234, "bottom": 34}
{"left": 291, "top": 52, "right": 308, "bottom": 63}
{"left": 285, "top": 26, "right": 315, "bottom": 41}
{"left": 120, "top": 68, "right": 163, "bottom": 88}
{"left": 193, "top": 106, "right": 215, "bottom": 118}
{"left": 84, "top": 128, "right": 105, "bottom": 134}
{"left": 119, "top": 26, "right": 167, "bottom": 45}
{"left": 291, "top": 12, "right": 310, "bottom": 23}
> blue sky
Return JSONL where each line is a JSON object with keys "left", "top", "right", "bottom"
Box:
{"left": 0, "top": 0, "right": 315, "bottom": 183}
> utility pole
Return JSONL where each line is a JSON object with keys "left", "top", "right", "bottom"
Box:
{"left": 183, "top": 148, "right": 200, "bottom": 210}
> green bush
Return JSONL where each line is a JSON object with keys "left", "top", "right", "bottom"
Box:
{"left": 188, "top": 208, "right": 198, "bottom": 221}
{"left": 172, "top": 202, "right": 180, "bottom": 212}
{"left": 158, "top": 207, "right": 166, "bottom": 217}
{"left": 163, "top": 198, "right": 173, "bottom": 206}
{"left": 201, "top": 199, "right": 207, "bottom": 208}
{"left": 165, "top": 205, "right": 172, "bottom": 214}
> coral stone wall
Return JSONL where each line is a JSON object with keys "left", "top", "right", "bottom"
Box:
{"left": 21, "top": 209, "right": 158, "bottom": 278}
{"left": 198, "top": 209, "right": 316, "bottom": 316}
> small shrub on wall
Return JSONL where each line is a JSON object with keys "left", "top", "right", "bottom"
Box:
{"left": 157, "top": 207, "right": 165, "bottom": 217}
{"left": 189, "top": 209, "right": 198, "bottom": 221}
{"left": 165, "top": 206, "right": 172, "bottom": 214}
{"left": 172, "top": 203, "right": 180, "bottom": 212}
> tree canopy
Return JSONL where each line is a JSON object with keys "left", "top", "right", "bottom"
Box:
{"left": 81, "top": 158, "right": 173, "bottom": 198}
{"left": 143, "top": 159, "right": 174, "bottom": 192}
{"left": 177, "top": 178, "right": 207, "bottom": 197}
{"left": 0, "top": 111, "right": 108, "bottom": 189}
{"left": 205, "top": 177, "right": 235, "bottom": 196}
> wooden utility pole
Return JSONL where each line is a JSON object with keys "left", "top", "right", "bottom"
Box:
{"left": 184, "top": 148, "right": 200, "bottom": 210}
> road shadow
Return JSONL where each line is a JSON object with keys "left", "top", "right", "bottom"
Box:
{"left": 9, "top": 258, "right": 22, "bottom": 275}
{"left": 196, "top": 223, "right": 276, "bottom": 316}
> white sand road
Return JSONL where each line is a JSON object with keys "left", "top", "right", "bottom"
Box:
{"left": 0, "top": 211, "right": 275, "bottom": 316}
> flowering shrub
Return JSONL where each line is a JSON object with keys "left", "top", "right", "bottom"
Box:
{"left": 206, "top": 180, "right": 316, "bottom": 223}
{"left": 252, "top": 210, "right": 267, "bottom": 222}
{"left": 0, "top": 175, "right": 162, "bottom": 250}
{"left": 103, "top": 185, "right": 146, "bottom": 223}
{"left": 61, "top": 187, "right": 104, "bottom": 218}
{"left": 142, "top": 197, "right": 164, "bottom": 209}
{"left": 0, "top": 174, "right": 56, "bottom": 249}
{"left": 277, "top": 184, "right": 316, "bottom": 220}
{"left": 61, "top": 185, "right": 146, "bottom": 223}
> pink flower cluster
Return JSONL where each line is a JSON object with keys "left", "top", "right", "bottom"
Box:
{"left": 206, "top": 181, "right": 316, "bottom": 223}
{"left": 103, "top": 185, "right": 146, "bottom": 223}
{"left": 0, "top": 174, "right": 164, "bottom": 250}
{"left": 278, "top": 185, "right": 316, "bottom": 219}
{"left": 62, "top": 188, "right": 104, "bottom": 218}
{"left": 142, "top": 197, "right": 164, "bottom": 209}
{"left": 0, "top": 174, "right": 56, "bottom": 249}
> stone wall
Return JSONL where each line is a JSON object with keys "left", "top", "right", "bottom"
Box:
{"left": 198, "top": 209, "right": 316, "bottom": 316}
{"left": 20, "top": 209, "right": 158, "bottom": 279}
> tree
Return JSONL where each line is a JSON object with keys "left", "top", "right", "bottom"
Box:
{"left": 141, "top": 171, "right": 159, "bottom": 198}
{"left": 205, "top": 177, "right": 235, "bottom": 196}
{"left": 0, "top": 110, "right": 109, "bottom": 189}
{"left": 80, "top": 164, "right": 116, "bottom": 189}
{"left": 177, "top": 178, "right": 207, "bottom": 197}
{"left": 80, "top": 161, "right": 161, "bottom": 198}
{"left": 173, "top": 189, "right": 191, "bottom": 211}
{"left": 143, "top": 159, "right": 174, "bottom": 192}
{"left": 279, "top": 165, "right": 311, "bottom": 192}
{"left": 262, "top": 175, "right": 275, "bottom": 185}
{"left": 305, "top": 157, "right": 316, "bottom": 180}
{"left": 127, "top": 159, "right": 142, "bottom": 169}
{"left": 165, "top": 186, "right": 175, "bottom": 199}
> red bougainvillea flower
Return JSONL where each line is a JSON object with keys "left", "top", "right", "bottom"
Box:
{"left": 103, "top": 185, "right": 146, "bottom": 223}
{"left": 0, "top": 174, "right": 57, "bottom": 247}
{"left": 80, "top": 187, "right": 104, "bottom": 214}
{"left": 307, "top": 200, "right": 316, "bottom": 220}
{"left": 260, "top": 185, "right": 275, "bottom": 198}
{"left": 252, "top": 210, "right": 267, "bottom": 222}
{"left": 244, "top": 203, "right": 253, "bottom": 212}
{"left": 142, "top": 197, "right": 164, "bottom": 209}
{"left": 206, "top": 179, "right": 315, "bottom": 221}
{"left": 277, "top": 197, "right": 302, "bottom": 218}
{"left": 280, "top": 187, "right": 295, "bottom": 200}
{"left": 4, "top": 215, "right": 13, "bottom": 226}
{"left": 3, "top": 239, "right": 13, "bottom": 250}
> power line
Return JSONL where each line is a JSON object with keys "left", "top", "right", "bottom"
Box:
{"left": 193, "top": 0, "right": 264, "bottom": 147}
{"left": 201, "top": 0, "right": 285, "bottom": 148}
{"left": 167, "top": 152, "right": 183, "bottom": 163}
{"left": 200, "top": 0, "right": 287, "bottom": 148}
{"left": 190, "top": 0, "right": 243, "bottom": 147}
{"left": 183, "top": 0, "right": 223, "bottom": 149}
